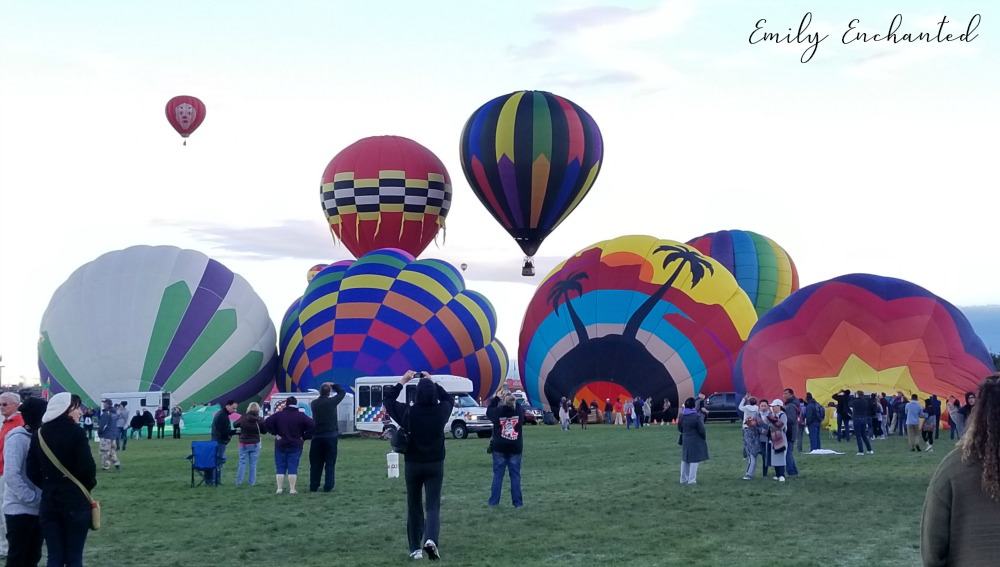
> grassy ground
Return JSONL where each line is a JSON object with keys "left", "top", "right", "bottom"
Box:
{"left": 80, "top": 423, "right": 948, "bottom": 566}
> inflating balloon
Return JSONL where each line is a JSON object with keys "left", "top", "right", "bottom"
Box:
{"left": 307, "top": 263, "right": 328, "bottom": 282}
{"left": 320, "top": 136, "right": 451, "bottom": 259}
{"left": 687, "top": 229, "right": 799, "bottom": 316}
{"left": 165, "top": 96, "right": 206, "bottom": 145}
{"left": 519, "top": 236, "right": 757, "bottom": 412}
{"left": 39, "top": 246, "right": 277, "bottom": 408}
{"left": 460, "top": 91, "right": 603, "bottom": 274}
{"left": 279, "top": 249, "right": 507, "bottom": 400}
{"left": 734, "top": 274, "right": 995, "bottom": 405}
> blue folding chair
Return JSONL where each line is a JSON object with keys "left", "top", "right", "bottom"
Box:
{"left": 188, "top": 440, "right": 221, "bottom": 487}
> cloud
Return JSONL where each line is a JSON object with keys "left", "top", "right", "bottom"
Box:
{"left": 157, "top": 218, "right": 341, "bottom": 261}
{"left": 535, "top": 5, "right": 649, "bottom": 34}
{"left": 545, "top": 70, "right": 641, "bottom": 87}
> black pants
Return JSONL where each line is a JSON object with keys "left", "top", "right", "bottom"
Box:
{"left": 309, "top": 435, "right": 339, "bottom": 492}
{"left": 156, "top": 424, "right": 165, "bottom": 438}
{"left": 404, "top": 460, "right": 444, "bottom": 552}
{"left": 172, "top": 424, "right": 181, "bottom": 439}
{"left": 146, "top": 425, "right": 153, "bottom": 439}
{"left": 40, "top": 503, "right": 90, "bottom": 567}
{"left": 922, "top": 430, "right": 934, "bottom": 445}
{"left": 5, "top": 513, "right": 43, "bottom": 567}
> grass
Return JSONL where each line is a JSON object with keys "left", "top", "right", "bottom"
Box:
{"left": 80, "top": 423, "right": 949, "bottom": 566}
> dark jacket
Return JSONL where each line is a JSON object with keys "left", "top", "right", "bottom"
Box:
{"left": 850, "top": 397, "right": 872, "bottom": 419}
{"left": 384, "top": 380, "right": 454, "bottom": 463}
{"left": 311, "top": 385, "right": 347, "bottom": 437}
{"left": 804, "top": 400, "right": 823, "bottom": 425}
{"left": 678, "top": 409, "right": 708, "bottom": 463}
{"left": 235, "top": 413, "right": 266, "bottom": 445}
{"left": 97, "top": 410, "right": 119, "bottom": 440}
{"left": 486, "top": 398, "right": 525, "bottom": 455}
{"left": 27, "top": 415, "right": 97, "bottom": 512}
{"left": 264, "top": 406, "right": 315, "bottom": 452}
{"left": 211, "top": 408, "right": 236, "bottom": 445}
{"left": 142, "top": 410, "right": 155, "bottom": 426}
{"left": 834, "top": 392, "right": 852, "bottom": 416}
{"left": 129, "top": 414, "right": 144, "bottom": 430}
{"left": 784, "top": 397, "right": 800, "bottom": 441}
{"left": 632, "top": 400, "right": 644, "bottom": 418}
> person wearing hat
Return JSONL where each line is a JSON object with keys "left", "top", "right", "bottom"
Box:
{"left": 26, "top": 392, "right": 97, "bottom": 566}
{"left": 766, "top": 399, "right": 789, "bottom": 482}
{"left": 3, "top": 397, "right": 46, "bottom": 566}
{"left": 97, "top": 399, "right": 121, "bottom": 471}
{"left": 0, "top": 391, "right": 26, "bottom": 557}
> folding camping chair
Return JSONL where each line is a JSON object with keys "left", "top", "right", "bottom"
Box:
{"left": 188, "top": 440, "right": 221, "bottom": 487}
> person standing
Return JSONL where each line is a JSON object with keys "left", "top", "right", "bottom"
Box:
{"left": 26, "top": 393, "right": 97, "bottom": 567}
{"left": 632, "top": 397, "right": 644, "bottom": 429}
{"left": 624, "top": 400, "right": 633, "bottom": 430}
{"left": 309, "top": 382, "right": 346, "bottom": 493}
{"left": 234, "top": 402, "right": 266, "bottom": 487}
{"left": 142, "top": 409, "right": 154, "bottom": 440}
{"left": 921, "top": 399, "right": 936, "bottom": 453}
{"left": 0, "top": 391, "right": 26, "bottom": 558}
{"left": 384, "top": 371, "right": 454, "bottom": 561}
{"left": 766, "top": 399, "right": 788, "bottom": 482}
{"left": 850, "top": 390, "right": 874, "bottom": 455}
{"left": 3, "top": 397, "right": 46, "bottom": 567}
{"left": 756, "top": 400, "right": 772, "bottom": 478}
{"left": 613, "top": 399, "right": 623, "bottom": 426}
{"left": 559, "top": 398, "right": 571, "bottom": 432}
{"left": 782, "top": 389, "right": 801, "bottom": 478}
{"left": 577, "top": 400, "right": 589, "bottom": 430}
{"left": 96, "top": 400, "right": 121, "bottom": 472}
{"left": 804, "top": 393, "right": 824, "bottom": 452}
{"left": 947, "top": 396, "right": 963, "bottom": 440}
{"left": 833, "top": 389, "right": 852, "bottom": 442}
{"left": 170, "top": 406, "right": 183, "bottom": 439}
{"left": 603, "top": 399, "right": 613, "bottom": 425}
{"left": 678, "top": 398, "right": 708, "bottom": 485}
{"left": 486, "top": 386, "right": 525, "bottom": 507}
{"left": 894, "top": 392, "right": 907, "bottom": 436}
{"left": 154, "top": 407, "right": 167, "bottom": 439}
{"left": 264, "top": 397, "right": 314, "bottom": 495}
{"left": 958, "top": 392, "right": 976, "bottom": 438}
{"left": 209, "top": 400, "right": 238, "bottom": 486}
{"left": 738, "top": 394, "right": 760, "bottom": 480}
{"left": 128, "top": 411, "right": 142, "bottom": 441}
{"left": 81, "top": 411, "right": 94, "bottom": 442}
{"left": 905, "top": 394, "right": 925, "bottom": 452}
{"left": 921, "top": 374, "right": 1000, "bottom": 565}
{"left": 643, "top": 398, "right": 653, "bottom": 427}
{"left": 930, "top": 395, "right": 942, "bottom": 440}
{"left": 115, "top": 403, "right": 128, "bottom": 450}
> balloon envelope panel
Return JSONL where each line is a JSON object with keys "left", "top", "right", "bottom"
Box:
{"left": 519, "top": 235, "right": 757, "bottom": 412}
{"left": 687, "top": 229, "right": 799, "bottom": 317}
{"left": 279, "top": 249, "right": 507, "bottom": 400}
{"left": 38, "top": 246, "right": 277, "bottom": 408}
{"left": 734, "top": 274, "right": 994, "bottom": 405}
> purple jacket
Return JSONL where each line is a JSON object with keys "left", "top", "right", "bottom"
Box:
{"left": 264, "top": 406, "right": 315, "bottom": 451}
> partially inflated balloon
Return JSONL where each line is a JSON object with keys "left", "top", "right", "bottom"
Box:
{"left": 320, "top": 136, "right": 451, "bottom": 259}
{"left": 687, "top": 230, "right": 799, "bottom": 316}
{"left": 39, "top": 246, "right": 276, "bottom": 407}
{"left": 307, "top": 263, "right": 328, "bottom": 282}
{"left": 460, "top": 90, "right": 603, "bottom": 260}
{"left": 165, "top": 96, "right": 206, "bottom": 143}
{"left": 519, "top": 236, "right": 757, "bottom": 412}
{"left": 279, "top": 249, "right": 507, "bottom": 400}
{"left": 734, "top": 274, "right": 994, "bottom": 405}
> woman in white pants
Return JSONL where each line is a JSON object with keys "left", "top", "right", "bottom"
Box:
{"left": 678, "top": 398, "right": 708, "bottom": 485}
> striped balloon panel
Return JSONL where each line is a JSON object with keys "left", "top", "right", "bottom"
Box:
{"left": 460, "top": 90, "right": 603, "bottom": 257}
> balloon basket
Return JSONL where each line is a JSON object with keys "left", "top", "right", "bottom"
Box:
{"left": 521, "top": 257, "right": 535, "bottom": 277}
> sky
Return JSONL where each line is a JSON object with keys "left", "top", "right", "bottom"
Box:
{"left": 1, "top": 0, "right": 997, "bottom": 384}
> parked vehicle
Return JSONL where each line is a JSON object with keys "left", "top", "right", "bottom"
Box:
{"left": 100, "top": 390, "right": 170, "bottom": 415}
{"left": 268, "top": 390, "right": 356, "bottom": 435}
{"left": 354, "top": 375, "right": 492, "bottom": 440}
{"left": 703, "top": 392, "right": 740, "bottom": 423}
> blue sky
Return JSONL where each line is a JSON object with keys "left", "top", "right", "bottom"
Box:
{"left": 1, "top": 0, "right": 997, "bottom": 382}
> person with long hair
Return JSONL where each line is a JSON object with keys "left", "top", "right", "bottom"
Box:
{"left": 921, "top": 374, "right": 1000, "bottom": 564}
{"left": 26, "top": 393, "right": 97, "bottom": 567}
{"left": 737, "top": 393, "right": 759, "bottom": 480}
{"left": 766, "top": 399, "right": 788, "bottom": 482}
{"left": 235, "top": 402, "right": 266, "bottom": 487}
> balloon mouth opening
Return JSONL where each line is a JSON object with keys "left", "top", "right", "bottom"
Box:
{"left": 573, "top": 381, "right": 633, "bottom": 406}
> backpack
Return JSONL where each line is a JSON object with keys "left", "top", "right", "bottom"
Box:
{"left": 817, "top": 404, "right": 826, "bottom": 421}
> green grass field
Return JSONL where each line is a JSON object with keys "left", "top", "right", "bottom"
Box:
{"left": 81, "top": 423, "right": 948, "bottom": 566}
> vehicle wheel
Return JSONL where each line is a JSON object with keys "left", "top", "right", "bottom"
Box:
{"left": 476, "top": 431, "right": 491, "bottom": 438}
{"left": 452, "top": 423, "right": 468, "bottom": 439}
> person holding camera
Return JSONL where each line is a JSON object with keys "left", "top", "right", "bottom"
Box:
{"left": 384, "top": 371, "right": 454, "bottom": 561}
{"left": 486, "top": 384, "right": 525, "bottom": 508}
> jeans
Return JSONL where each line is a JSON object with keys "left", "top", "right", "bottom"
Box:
{"left": 489, "top": 452, "right": 523, "bottom": 507}
{"left": 39, "top": 503, "right": 90, "bottom": 567}
{"left": 275, "top": 447, "right": 303, "bottom": 475}
{"left": 625, "top": 415, "right": 632, "bottom": 430}
{"left": 405, "top": 460, "right": 444, "bottom": 552}
{"left": 120, "top": 428, "right": 128, "bottom": 450}
{"left": 172, "top": 423, "right": 181, "bottom": 439}
{"left": 206, "top": 442, "right": 228, "bottom": 485}
{"left": 808, "top": 423, "right": 821, "bottom": 451}
{"left": 796, "top": 425, "right": 804, "bottom": 452}
{"left": 854, "top": 419, "right": 872, "bottom": 452}
{"left": 309, "top": 435, "right": 339, "bottom": 492}
{"left": 236, "top": 443, "right": 260, "bottom": 486}
{"left": 785, "top": 445, "right": 798, "bottom": 476}
{"left": 759, "top": 442, "right": 771, "bottom": 477}
{"left": 680, "top": 461, "right": 700, "bottom": 484}
{"left": 6, "top": 513, "right": 43, "bottom": 567}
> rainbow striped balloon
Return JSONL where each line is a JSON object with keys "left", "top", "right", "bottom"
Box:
{"left": 460, "top": 90, "right": 603, "bottom": 258}
{"left": 279, "top": 249, "right": 508, "bottom": 399}
{"left": 687, "top": 230, "right": 799, "bottom": 317}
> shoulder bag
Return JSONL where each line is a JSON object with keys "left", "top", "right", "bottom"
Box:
{"left": 38, "top": 432, "right": 101, "bottom": 530}
{"left": 391, "top": 407, "right": 411, "bottom": 454}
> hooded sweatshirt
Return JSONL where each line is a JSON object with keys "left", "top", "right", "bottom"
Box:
{"left": 384, "top": 379, "right": 454, "bottom": 463}
{"left": 487, "top": 397, "right": 525, "bottom": 455}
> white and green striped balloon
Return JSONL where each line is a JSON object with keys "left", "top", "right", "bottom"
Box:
{"left": 38, "top": 246, "right": 276, "bottom": 408}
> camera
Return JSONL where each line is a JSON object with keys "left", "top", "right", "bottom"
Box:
{"left": 413, "top": 371, "right": 427, "bottom": 379}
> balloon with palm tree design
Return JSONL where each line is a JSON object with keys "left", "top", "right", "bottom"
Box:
{"left": 519, "top": 235, "right": 757, "bottom": 413}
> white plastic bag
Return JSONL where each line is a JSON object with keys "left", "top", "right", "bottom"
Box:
{"left": 386, "top": 451, "right": 400, "bottom": 478}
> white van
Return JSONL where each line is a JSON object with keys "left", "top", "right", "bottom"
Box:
{"left": 354, "top": 375, "right": 491, "bottom": 439}
{"left": 269, "top": 390, "right": 356, "bottom": 436}
{"left": 100, "top": 391, "right": 170, "bottom": 415}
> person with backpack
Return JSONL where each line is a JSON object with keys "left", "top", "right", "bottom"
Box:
{"left": 804, "top": 393, "right": 825, "bottom": 452}
{"left": 486, "top": 385, "right": 525, "bottom": 507}
{"left": 384, "top": 371, "right": 454, "bottom": 561}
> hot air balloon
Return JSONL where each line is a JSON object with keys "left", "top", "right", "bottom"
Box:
{"left": 165, "top": 96, "right": 206, "bottom": 145}
{"left": 38, "top": 246, "right": 277, "bottom": 408}
{"left": 460, "top": 263, "right": 468, "bottom": 272}
{"left": 306, "top": 263, "right": 328, "bottom": 282}
{"left": 687, "top": 229, "right": 799, "bottom": 317}
{"left": 279, "top": 249, "right": 507, "bottom": 402}
{"left": 320, "top": 136, "right": 451, "bottom": 259}
{"left": 734, "top": 274, "right": 995, "bottom": 407}
{"left": 519, "top": 236, "right": 757, "bottom": 413}
{"left": 460, "top": 91, "right": 603, "bottom": 276}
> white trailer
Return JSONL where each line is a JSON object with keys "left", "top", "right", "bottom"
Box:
{"left": 354, "top": 375, "right": 492, "bottom": 440}
{"left": 268, "top": 390, "right": 356, "bottom": 435}
{"left": 100, "top": 391, "right": 171, "bottom": 414}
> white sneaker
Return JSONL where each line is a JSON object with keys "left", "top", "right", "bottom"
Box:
{"left": 423, "top": 539, "right": 440, "bottom": 561}
{"left": 778, "top": 476, "right": 786, "bottom": 482}
{"left": 409, "top": 550, "right": 424, "bottom": 560}
{"left": 867, "top": 450, "right": 874, "bottom": 455}
{"left": 927, "top": 445, "right": 934, "bottom": 452}
{"left": 856, "top": 452, "right": 864, "bottom": 456}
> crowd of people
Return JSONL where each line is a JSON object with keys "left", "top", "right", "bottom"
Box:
{"left": 556, "top": 395, "right": 677, "bottom": 431}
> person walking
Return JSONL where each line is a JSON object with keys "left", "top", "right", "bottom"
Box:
{"left": 921, "top": 399, "right": 936, "bottom": 453}
{"left": 804, "top": 393, "right": 824, "bottom": 452}
{"left": 96, "top": 399, "right": 121, "bottom": 472}
{"left": 577, "top": 400, "right": 589, "bottom": 430}
{"left": 905, "top": 394, "right": 926, "bottom": 452}
{"left": 3, "top": 397, "right": 46, "bottom": 567}
{"left": 154, "top": 407, "right": 167, "bottom": 439}
{"left": 765, "top": 399, "right": 788, "bottom": 482}
{"left": 850, "top": 390, "right": 874, "bottom": 455}
{"left": 559, "top": 398, "right": 571, "bottom": 432}
{"left": 384, "top": 371, "right": 454, "bottom": 561}
{"left": 678, "top": 398, "right": 708, "bottom": 485}
{"left": 309, "top": 382, "right": 346, "bottom": 493}
{"left": 209, "top": 400, "right": 238, "bottom": 486}
{"left": 921, "top": 374, "right": 1000, "bottom": 565}
{"left": 0, "top": 391, "right": 25, "bottom": 558}
{"left": 170, "top": 406, "right": 183, "bottom": 439}
{"left": 738, "top": 394, "right": 760, "bottom": 480}
{"left": 782, "top": 389, "right": 801, "bottom": 476}
{"left": 26, "top": 393, "right": 97, "bottom": 567}
{"left": 116, "top": 404, "right": 128, "bottom": 450}
{"left": 233, "top": 402, "right": 265, "bottom": 487}
{"left": 486, "top": 386, "right": 525, "bottom": 507}
{"left": 265, "top": 397, "right": 314, "bottom": 495}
